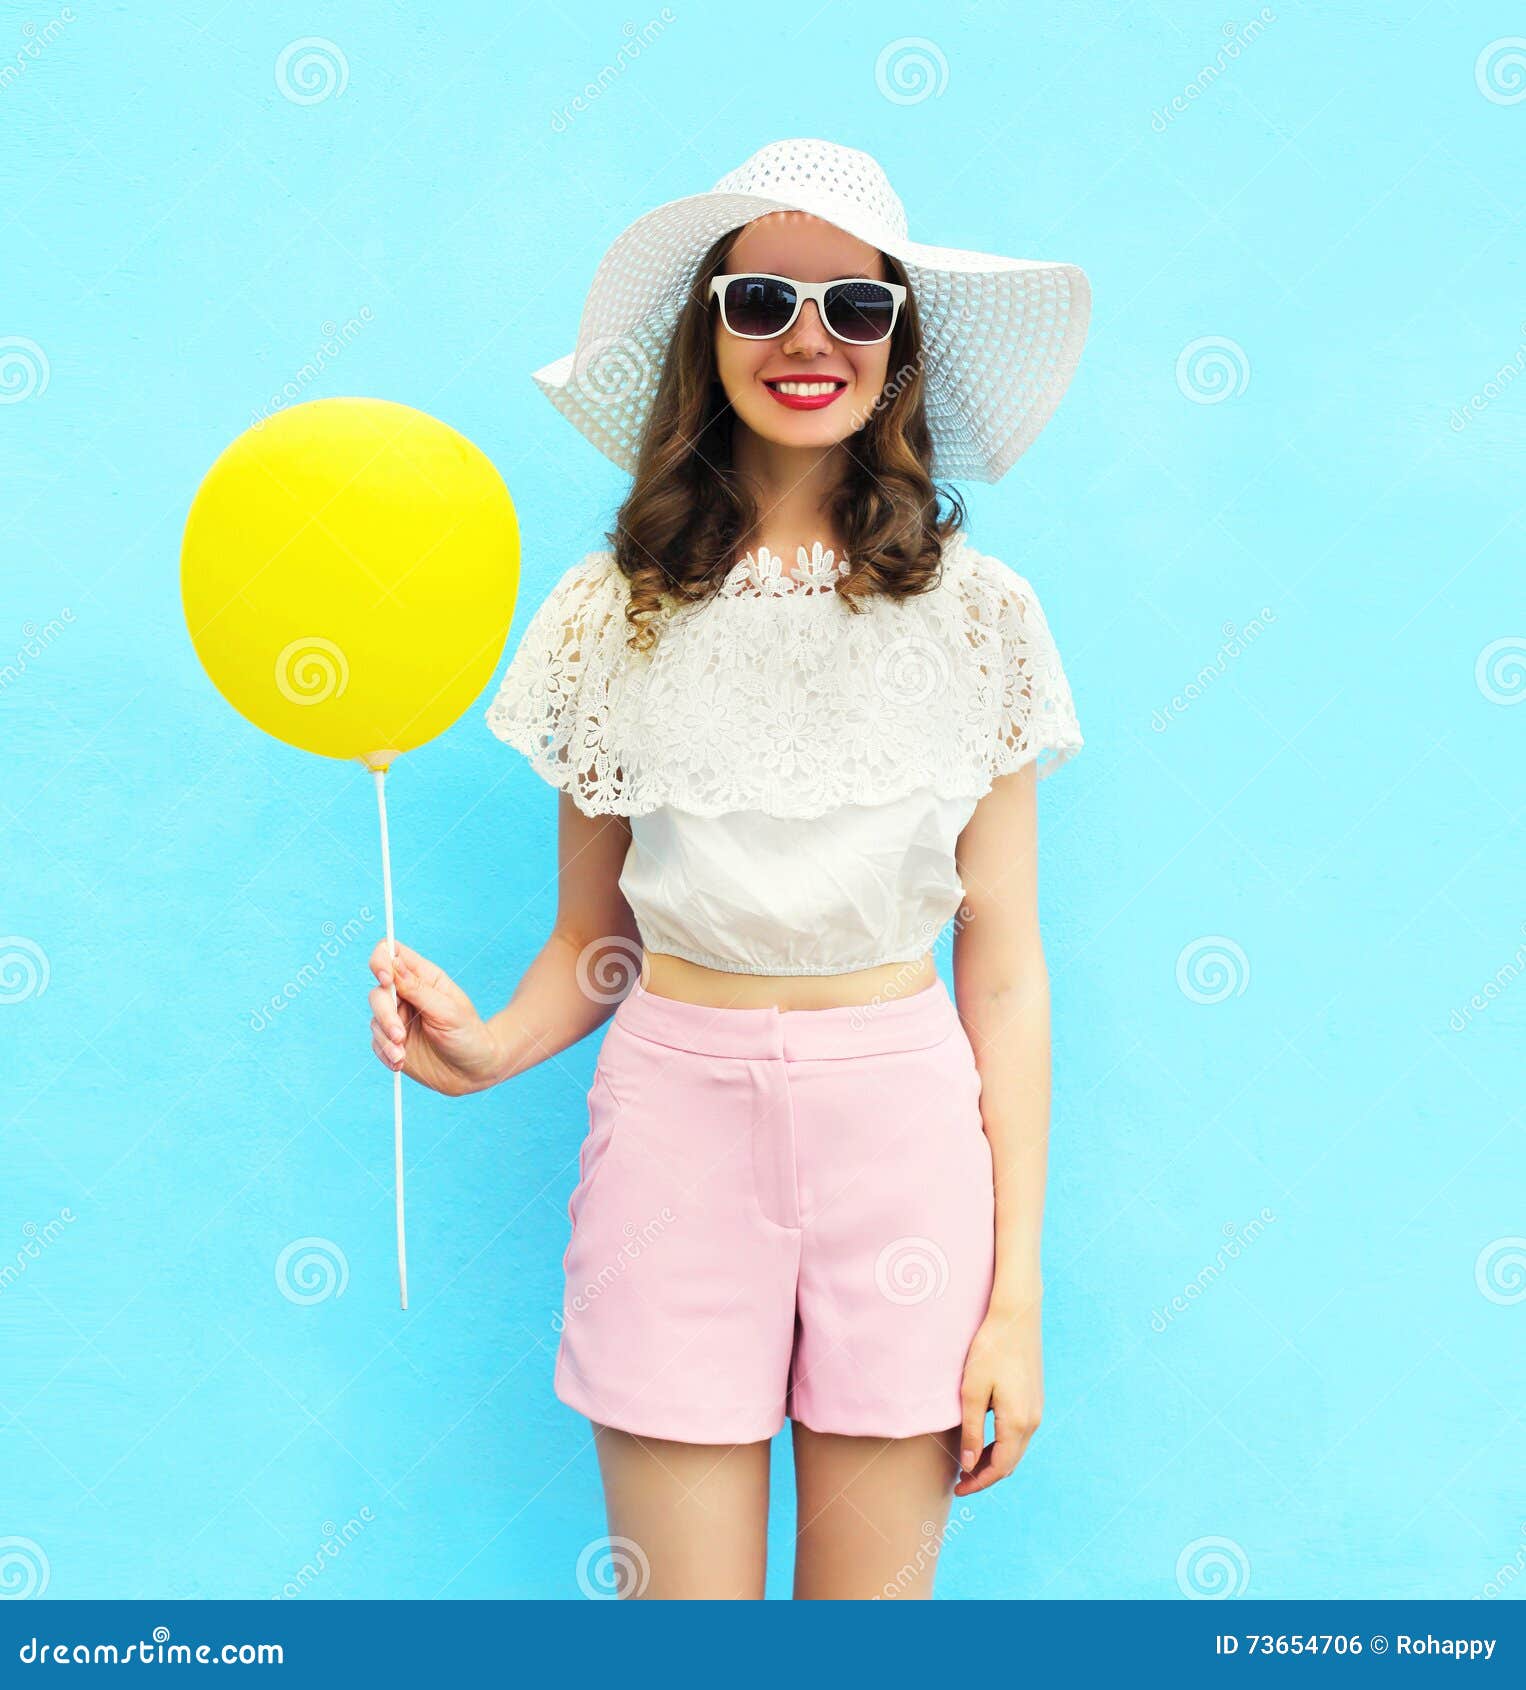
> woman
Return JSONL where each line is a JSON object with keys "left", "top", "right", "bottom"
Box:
{"left": 366, "top": 139, "right": 1090, "bottom": 1599}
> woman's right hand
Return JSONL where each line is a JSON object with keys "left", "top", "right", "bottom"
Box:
{"left": 367, "top": 940, "right": 504, "bottom": 1097}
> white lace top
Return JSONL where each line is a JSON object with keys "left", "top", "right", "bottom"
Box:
{"left": 484, "top": 532, "right": 1082, "bottom": 975}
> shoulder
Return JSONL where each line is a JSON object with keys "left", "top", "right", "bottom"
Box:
{"left": 938, "top": 535, "right": 1083, "bottom": 777}
{"left": 485, "top": 548, "right": 632, "bottom": 799}
{"left": 536, "top": 547, "right": 627, "bottom": 613}
{"left": 937, "top": 531, "right": 1053, "bottom": 631}
{"left": 509, "top": 548, "right": 629, "bottom": 649}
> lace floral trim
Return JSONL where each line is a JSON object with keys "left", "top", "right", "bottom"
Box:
{"left": 720, "top": 541, "right": 851, "bottom": 598}
{"left": 484, "top": 531, "right": 1083, "bottom": 818}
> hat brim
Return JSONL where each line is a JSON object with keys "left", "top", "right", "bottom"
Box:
{"left": 532, "top": 188, "right": 1090, "bottom": 485}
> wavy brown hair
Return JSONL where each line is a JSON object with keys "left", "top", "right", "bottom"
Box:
{"left": 606, "top": 227, "right": 965, "bottom": 652}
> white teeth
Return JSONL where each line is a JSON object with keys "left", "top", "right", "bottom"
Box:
{"left": 771, "top": 380, "right": 843, "bottom": 397}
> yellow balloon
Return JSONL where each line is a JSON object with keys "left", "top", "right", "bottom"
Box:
{"left": 181, "top": 397, "right": 520, "bottom": 770}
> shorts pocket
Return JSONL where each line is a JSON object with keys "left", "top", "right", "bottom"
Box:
{"left": 568, "top": 1063, "right": 624, "bottom": 1231}
{"left": 934, "top": 1024, "right": 985, "bottom": 1120}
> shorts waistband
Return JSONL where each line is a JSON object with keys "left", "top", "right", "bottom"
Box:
{"left": 611, "top": 974, "right": 962, "bottom": 1061}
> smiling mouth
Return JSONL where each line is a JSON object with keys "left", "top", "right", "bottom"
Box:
{"left": 763, "top": 377, "right": 849, "bottom": 410}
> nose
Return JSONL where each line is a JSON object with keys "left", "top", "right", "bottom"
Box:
{"left": 780, "top": 298, "right": 832, "bottom": 357}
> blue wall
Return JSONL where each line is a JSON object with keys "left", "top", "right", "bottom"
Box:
{"left": 4, "top": 0, "right": 1522, "bottom": 1601}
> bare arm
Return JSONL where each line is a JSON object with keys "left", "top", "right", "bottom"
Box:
{"left": 481, "top": 791, "right": 641, "bottom": 1082}
{"left": 952, "top": 760, "right": 1050, "bottom": 1308}
{"left": 951, "top": 759, "right": 1050, "bottom": 1494}
{"left": 370, "top": 553, "right": 645, "bottom": 1095}
{"left": 366, "top": 790, "right": 639, "bottom": 1096}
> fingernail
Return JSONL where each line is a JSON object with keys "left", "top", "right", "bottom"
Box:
{"left": 961, "top": 1448, "right": 975, "bottom": 1468}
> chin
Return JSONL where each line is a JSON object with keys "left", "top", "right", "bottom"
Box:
{"left": 738, "top": 407, "right": 859, "bottom": 450}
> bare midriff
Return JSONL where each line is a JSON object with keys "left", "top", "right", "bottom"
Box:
{"left": 638, "top": 948, "right": 938, "bottom": 1012}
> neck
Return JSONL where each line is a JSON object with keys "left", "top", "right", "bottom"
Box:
{"left": 731, "top": 427, "right": 848, "bottom": 555}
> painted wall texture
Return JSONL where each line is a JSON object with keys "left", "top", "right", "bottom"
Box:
{"left": 3, "top": 0, "right": 1522, "bottom": 1602}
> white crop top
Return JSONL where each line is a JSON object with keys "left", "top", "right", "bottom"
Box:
{"left": 484, "top": 534, "right": 1082, "bottom": 976}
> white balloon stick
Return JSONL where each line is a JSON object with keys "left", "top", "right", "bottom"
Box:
{"left": 373, "top": 766, "right": 408, "bottom": 1312}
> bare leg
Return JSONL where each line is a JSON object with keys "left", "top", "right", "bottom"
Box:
{"left": 591, "top": 1422, "right": 772, "bottom": 1599}
{"left": 791, "top": 1422, "right": 962, "bottom": 1599}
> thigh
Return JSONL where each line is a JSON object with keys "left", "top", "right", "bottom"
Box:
{"left": 789, "top": 1025, "right": 995, "bottom": 1439}
{"left": 556, "top": 1020, "right": 799, "bottom": 1445}
{"left": 591, "top": 1422, "right": 772, "bottom": 1600}
{"left": 791, "top": 1422, "right": 962, "bottom": 1599}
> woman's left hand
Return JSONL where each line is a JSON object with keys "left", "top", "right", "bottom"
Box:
{"left": 955, "top": 1294, "right": 1044, "bottom": 1496}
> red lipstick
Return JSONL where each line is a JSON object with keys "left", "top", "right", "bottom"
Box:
{"left": 762, "top": 377, "right": 849, "bottom": 411}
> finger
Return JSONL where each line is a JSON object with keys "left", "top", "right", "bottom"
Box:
{"left": 960, "top": 1412, "right": 1035, "bottom": 1494}
{"left": 370, "top": 1016, "right": 406, "bottom": 1058}
{"left": 989, "top": 1425, "right": 1025, "bottom": 1482}
{"left": 389, "top": 952, "right": 458, "bottom": 1022}
{"left": 368, "top": 937, "right": 431, "bottom": 984}
{"left": 368, "top": 987, "right": 405, "bottom": 1041}
{"left": 959, "top": 1392, "right": 989, "bottom": 1474}
{"left": 371, "top": 1014, "right": 405, "bottom": 1052}
{"left": 955, "top": 1442, "right": 1001, "bottom": 1495}
{"left": 995, "top": 1396, "right": 1040, "bottom": 1460}
{"left": 1007, "top": 1421, "right": 1038, "bottom": 1472}
{"left": 371, "top": 1033, "right": 404, "bottom": 1071}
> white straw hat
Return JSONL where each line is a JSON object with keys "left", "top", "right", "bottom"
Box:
{"left": 533, "top": 137, "right": 1092, "bottom": 484}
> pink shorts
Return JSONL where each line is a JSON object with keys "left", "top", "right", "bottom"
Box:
{"left": 553, "top": 974, "right": 996, "bottom": 1444}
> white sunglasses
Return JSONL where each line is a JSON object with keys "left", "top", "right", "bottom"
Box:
{"left": 709, "top": 273, "right": 908, "bottom": 345}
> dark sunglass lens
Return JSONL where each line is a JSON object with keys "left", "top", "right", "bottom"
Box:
{"left": 722, "top": 276, "right": 796, "bottom": 337}
{"left": 824, "top": 281, "right": 896, "bottom": 342}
